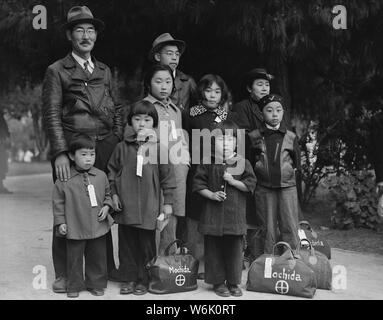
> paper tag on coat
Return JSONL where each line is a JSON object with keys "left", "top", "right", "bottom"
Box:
{"left": 264, "top": 257, "right": 273, "bottom": 279}
{"left": 170, "top": 120, "right": 177, "bottom": 140}
{"left": 298, "top": 229, "right": 307, "bottom": 240}
{"left": 87, "top": 184, "right": 98, "bottom": 207}
{"left": 214, "top": 116, "right": 222, "bottom": 123}
{"left": 136, "top": 154, "right": 143, "bottom": 177}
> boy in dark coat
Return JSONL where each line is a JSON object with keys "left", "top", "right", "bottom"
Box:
{"left": 52, "top": 135, "right": 114, "bottom": 298}
{"left": 249, "top": 94, "right": 301, "bottom": 255}
{"left": 193, "top": 121, "right": 256, "bottom": 297}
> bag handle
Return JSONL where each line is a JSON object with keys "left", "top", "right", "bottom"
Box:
{"left": 296, "top": 238, "right": 315, "bottom": 256}
{"left": 299, "top": 220, "right": 313, "bottom": 231}
{"left": 164, "top": 239, "right": 187, "bottom": 256}
{"left": 272, "top": 241, "right": 293, "bottom": 256}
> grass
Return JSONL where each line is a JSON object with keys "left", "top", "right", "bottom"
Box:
{"left": 302, "top": 184, "right": 383, "bottom": 256}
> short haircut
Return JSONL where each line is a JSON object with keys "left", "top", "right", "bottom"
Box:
{"left": 68, "top": 134, "right": 95, "bottom": 154}
{"left": 197, "top": 74, "right": 230, "bottom": 106}
{"left": 143, "top": 63, "right": 175, "bottom": 96}
{"left": 128, "top": 100, "right": 159, "bottom": 128}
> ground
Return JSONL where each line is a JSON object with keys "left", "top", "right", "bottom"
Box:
{"left": 1, "top": 162, "right": 383, "bottom": 300}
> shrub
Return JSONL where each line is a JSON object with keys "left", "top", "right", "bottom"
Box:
{"left": 327, "top": 170, "right": 382, "bottom": 230}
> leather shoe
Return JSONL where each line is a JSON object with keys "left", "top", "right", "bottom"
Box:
{"left": 227, "top": 283, "right": 243, "bottom": 297}
{"left": 213, "top": 283, "right": 230, "bottom": 297}
{"left": 120, "top": 281, "right": 136, "bottom": 295}
{"left": 67, "top": 291, "right": 79, "bottom": 298}
{"left": 133, "top": 283, "right": 148, "bottom": 295}
{"left": 52, "top": 277, "right": 67, "bottom": 293}
{"left": 87, "top": 288, "right": 104, "bottom": 296}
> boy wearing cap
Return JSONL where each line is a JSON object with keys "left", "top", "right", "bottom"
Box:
{"left": 42, "top": 5, "right": 122, "bottom": 293}
{"left": 248, "top": 94, "right": 300, "bottom": 254}
{"left": 149, "top": 33, "right": 197, "bottom": 116}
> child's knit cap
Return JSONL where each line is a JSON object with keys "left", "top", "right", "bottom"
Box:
{"left": 258, "top": 94, "right": 284, "bottom": 110}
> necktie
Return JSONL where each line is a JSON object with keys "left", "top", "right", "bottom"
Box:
{"left": 83, "top": 61, "right": 92, "bottom": 78}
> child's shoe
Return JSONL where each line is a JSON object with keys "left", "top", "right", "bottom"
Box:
{"left": 213, "top": 283, "right": 230, "bottom": 297}
{"left": 67, "top": 291, "right": 79, "bottom": 298}
{"left": 87, "top": 288, "right": 104, "bottom": 296}
{"left": 120, "top": 282, "right": 136, "bottom": 295}
{"left": 227, "top": 283, "right": 242, "bottom": 297}
{"left": 133, "top": 283, "right": 148, "bottom": 295}
{"left": 52, "top": 277, "right": 67, "bottom": 293}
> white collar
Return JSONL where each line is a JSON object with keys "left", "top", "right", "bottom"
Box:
{"left": 265, "top": 123, "right": 281, "bottom": 130}
{"left": 72, "top": 51, "right": 94, "bottom": 69}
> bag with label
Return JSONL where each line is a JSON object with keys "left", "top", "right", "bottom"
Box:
{"left": 298, "top": 221, "right": 331, "bottom": 259}
{"left": 146, "top": 239, "right": 199, "bottom": 294}
{"left": 247, "top": 241, "right": 317, "bottom": 298}
{"left": 295, "top": 239, "right": 332, "bottom": 290}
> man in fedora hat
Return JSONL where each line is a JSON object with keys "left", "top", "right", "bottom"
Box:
{"left": 149, "top": 33, "right": 196, "bottom": 115}
{"left": 42, "top": 5, "right": 122, "bottom": 294}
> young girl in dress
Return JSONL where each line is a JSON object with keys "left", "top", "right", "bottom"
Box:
{"left": 192, "top": 120, "right": 256, "bottom": 297}
{"left": 142, "top": 64, "right": 190, "bottom": 255}
{"left": 107, "top": 100, "right": 175, "bottom": 295}
{"left": 185, "top": 74, "right": 238, "bottom": 279}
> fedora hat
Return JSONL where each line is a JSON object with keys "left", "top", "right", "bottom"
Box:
{"left": 244, "top": 68, "right": 274, "bottom": 87}
{"left": 148, "top": 33, "right": 186, "bottom": 61}
{"left": 62, "top": 6, "right": 105, "bottom": 32}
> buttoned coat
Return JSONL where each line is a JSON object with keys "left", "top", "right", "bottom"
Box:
{"left": 52, "top": 166, "right": 114, "bottom": 240}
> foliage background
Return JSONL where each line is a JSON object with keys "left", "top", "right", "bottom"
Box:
{"left": 1, "top": 0, "right": 383, "bottom": 227}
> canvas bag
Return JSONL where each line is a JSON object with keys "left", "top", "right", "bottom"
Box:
{"left": 298, "top": 221, "right": 331, "bottom": 259}
{"left": 295, "top": 239, "right": 332, "bottom": 290}
{"left": 146, "top": 240, "right": 199, "bottom": 294}
{"left": 247, "top": 241, "right": 317, "bottom": 298}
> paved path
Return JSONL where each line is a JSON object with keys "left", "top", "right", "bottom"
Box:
{"left": 1, "top": 174, "right": 383, "bottom": 300}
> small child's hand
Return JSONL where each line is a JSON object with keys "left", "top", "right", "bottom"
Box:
{"left": 210, "top": 191, "right": 226, "bottom": 202}
{"left": 98, "top": 205, "right": 110, "bottom": 222}
{"left": 137, "top": 128, "right": 155, "bottom": 142}
{"left": 223, "top": 172, "right": 235, "bottom": 184}
{"left": 163, "top": 204, "right": 173, "bottom": 218}
{"left": 58, "top": 224, "right": 67, "bottom": 236}
{"left": 112, "top": 194, "right": 122, "bottom": 212}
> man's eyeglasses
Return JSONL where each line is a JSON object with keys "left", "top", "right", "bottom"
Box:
{"left": 162, "top": 50, "right": 180, "bottom": 58}
{"left": 74, "top": 28, "right": 96, "bottom": 37}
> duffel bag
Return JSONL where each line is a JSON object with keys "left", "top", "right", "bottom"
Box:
{"left": 146, "top": 239, "right": 199, "bottom": 294}
{"left": 247, "top": 241, "right": 317, "bottom": 298}
{"left": 295, "top": 239, "right": 332, "bottom": 290}
{"left": 298, "top": 221, "right": 331, "bottom": 259}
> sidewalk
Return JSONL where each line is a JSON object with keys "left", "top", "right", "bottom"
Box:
{"left": 1, "top": 173, "right": 383, "bottom": 300}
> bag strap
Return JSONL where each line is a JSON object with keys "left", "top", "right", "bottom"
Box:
{"left": 164, "top": 239, "right": 186, "bottom": 256}
{"left": 299, "top": 220, "right": 313, "bottom": 231}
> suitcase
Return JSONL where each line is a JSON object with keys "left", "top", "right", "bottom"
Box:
{"left": 295, "top": 239, "right": 332, "bottom": 290}
{"left": 146, "top": 239, "right": 199, "bottom": 294}
{"left": 298, "top": 221, "right": 332, "bottom": 259}
{"left": 247, "top": 241, "right": 317, "bottom": 298}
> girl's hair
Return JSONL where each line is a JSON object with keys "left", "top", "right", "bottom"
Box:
{"left": 128, "top": 100, "right": 159, "bottom": 128}
{"left": 68, "top": 134, "right": 95, "bottom": 154}
{"left": 196, "top": 74, "right": 230, "bottom": 106}
{"left": 143, "top": 63, "right": 175, "bottom": 96}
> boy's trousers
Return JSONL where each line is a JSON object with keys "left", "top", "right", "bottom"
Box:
{"left": 254, "top": 185, "right": 300, "bottom": 254}
{"left": 51, "top": 133, "right": 119, "bottom": 280}
{"left": 66, "top": 235, "right": 107, "bottom": 293}
{"left": 204, "top": 235, "right": 243, "bottom": 285}
{"left": 118, "top": 225, "right": 156, "bottom": 285}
